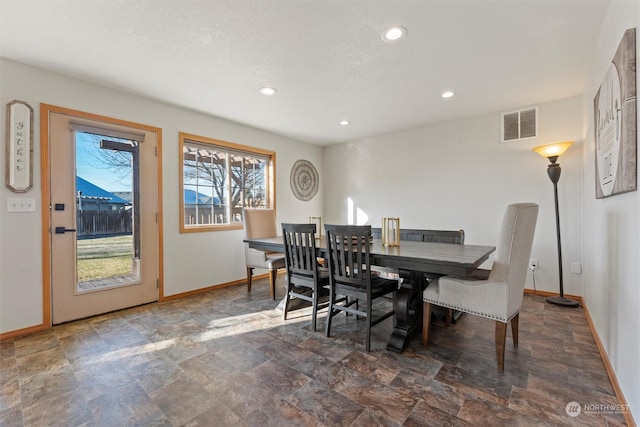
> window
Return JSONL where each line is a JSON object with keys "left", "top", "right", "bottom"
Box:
{"left": 179, "top": 132, "right": 275, "bottom": 232}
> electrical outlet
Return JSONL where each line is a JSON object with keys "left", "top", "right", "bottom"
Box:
{"left": 529, "top": 258, "right": 539, "bottom": 270}
{"left": 571, "top": 262, "right": 582, "bottom": 274}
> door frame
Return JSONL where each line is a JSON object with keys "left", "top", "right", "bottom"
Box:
{"left": 40, "top": 104, "right": 164, "bottom": 328}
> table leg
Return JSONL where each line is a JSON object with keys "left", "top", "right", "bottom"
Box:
{"left": 387, "top": 270, "right": 425, "bottom": 353}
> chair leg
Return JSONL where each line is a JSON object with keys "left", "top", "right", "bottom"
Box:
{"left": 495, "top": 321, "right": 508, "bottom": 372}
{"left": 422, "top": 302, "right": 432, "bottom": 346}
{"left": 283, "top": 284, "right": 291, "bottom": 321}
{"left": 246, "top": 267, "right": 253, "bottom": 292}
{"left": 269, "top": 269, "right": 278, "bottom": 300}
{"left": 445, "top": 309, "right": 452, "bottom": 327}
{"left": 311, "top": 287, "right": 318, "bottom": 332}
{"left": 510, "top": 313, "right": 519, "bottom": 347}
{"left": 326, "top": 285, "right": 336, "bottom": 338}
{"left": 365, "top": 300, "right": 372, "bottom": 352}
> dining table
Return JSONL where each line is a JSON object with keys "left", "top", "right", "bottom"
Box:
{"left": 244, "top": 235, "right": 496, "bottom": 352}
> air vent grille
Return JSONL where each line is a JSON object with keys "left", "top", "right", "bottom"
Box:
{"left": 501, "top": 107, "right": 538, "bottom": 143}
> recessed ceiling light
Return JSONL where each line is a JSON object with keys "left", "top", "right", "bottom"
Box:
{"left": 259, "top": 87, "right": 276, "bottom": 96}
{"left": 441, "top": 91, "right": 454, "bottom": 99}
{"left": 339, "top": 120, "right": 350, "bottom": 126}
{"left": 382, "top": 26, "right": 407, "bottom": 42}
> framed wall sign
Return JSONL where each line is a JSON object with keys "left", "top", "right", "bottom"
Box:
{"left": 593, "top": 28, "right": 637, "bottom": 199}
{"left": 5, "top": 100, "right": 34, "bottom": 192}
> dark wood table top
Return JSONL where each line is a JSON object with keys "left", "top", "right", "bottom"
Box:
{"left": 244, "top": 236, "right": 495, "bottom": 277}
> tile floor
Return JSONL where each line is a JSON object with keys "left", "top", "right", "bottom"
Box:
{"left": 0, "top": 276, "right": 628, "bottom": 426}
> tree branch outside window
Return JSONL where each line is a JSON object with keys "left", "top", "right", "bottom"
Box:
{"left": 179, "top": 133, "right": 275, "bottom": 232}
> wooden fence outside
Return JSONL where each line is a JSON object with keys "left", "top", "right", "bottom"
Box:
{"left": 77, "top": 210, "right": 132, "bottom": 238}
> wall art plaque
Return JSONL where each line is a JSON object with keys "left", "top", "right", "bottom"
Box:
{"left": 594, "top": 28, "right": 637, "bottom": 199}
{"left": 290, "top": 159, "right": 319, "bottom": 201}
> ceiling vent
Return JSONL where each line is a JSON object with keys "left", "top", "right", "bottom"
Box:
{"left": 500, "top": 106, "right": 538, "bottom": 143}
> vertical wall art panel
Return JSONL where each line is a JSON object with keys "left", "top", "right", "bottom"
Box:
{"left": 5, "top": 100, "right": 33, "bottom": 192}
{"left": 594, "top": 28, "right": 637, "bottom": 199}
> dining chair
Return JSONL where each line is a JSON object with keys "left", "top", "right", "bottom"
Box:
{"left": 281, "top": 223, "right": 329, "bottom": 331}
{"left": 422, "top": 202, "right": 538, "bottom": 372}
{"left": 243, "top": 208, "right": 286, "bottom": 300}
{"left": 422, "top": 229, "right": 465, "bottom": 325}
{"left": 324, "top": 224, "right": 398, "bottom": 352}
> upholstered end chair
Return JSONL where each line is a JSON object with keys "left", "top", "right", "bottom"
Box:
{"left": 422, "top": 202, "right": 539, "bottom": 372}
{"left": 243, "top": 208, "right": 286, "bottom": 300}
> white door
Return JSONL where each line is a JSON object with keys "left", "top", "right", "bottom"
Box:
{"left": 45, "top": 108, "right": 159, "bottom": 324}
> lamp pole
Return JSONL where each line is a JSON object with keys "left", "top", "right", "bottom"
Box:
{"left": 545, "top": 157, "right": 578, "bottom": 307}
{"left": 533, "top": 141, "right": 579, "bottom": 308}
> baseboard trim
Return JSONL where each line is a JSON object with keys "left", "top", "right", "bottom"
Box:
{"left": 523, "top": 288, "right": 583, "bottom": 303}
{"left": 0, "top": 323, "right": 47, "bottom": 340}
{"left": 161, "top": 273, "right": 273, "bottom": 301}
{"left": 582, "top": 300, "right": 636, "bottom": 427}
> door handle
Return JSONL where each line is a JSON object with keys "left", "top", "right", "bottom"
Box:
{"left": 55, "top": 227, "right": 77, "bottom": 234}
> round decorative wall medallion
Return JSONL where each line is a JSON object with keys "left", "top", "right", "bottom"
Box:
{"left": 290, "top": 159, "right": 319, "bottom": 201}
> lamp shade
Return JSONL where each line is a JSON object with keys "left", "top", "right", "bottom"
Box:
{"left": 532, "top": 141, "right": 573, "bottom": 159}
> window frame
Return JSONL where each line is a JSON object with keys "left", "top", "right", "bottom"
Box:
{"left": 179, "top": 132, "right": 276, "bottom": 233}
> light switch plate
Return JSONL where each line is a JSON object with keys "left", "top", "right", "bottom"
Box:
{"left": 7, "top": 198, "right": 36, "bottom": 212}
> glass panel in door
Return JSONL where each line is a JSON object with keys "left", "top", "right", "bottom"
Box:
{"left": 75, "top": 132, "right": 139, "bottom": 292}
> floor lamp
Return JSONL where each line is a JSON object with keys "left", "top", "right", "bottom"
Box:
{"left": 533, "top": 141, "right": 579, "bottom": 307}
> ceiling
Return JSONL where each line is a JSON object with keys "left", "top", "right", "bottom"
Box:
{"left": 0, "top": 0, "right": 610, "bottom": 145}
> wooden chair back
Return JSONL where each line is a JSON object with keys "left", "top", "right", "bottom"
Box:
{"left": 324, "top": 224, "right": 373, "bottom": 290}
{"left": 281, "top": 223, "right": 319, "bottom": 287}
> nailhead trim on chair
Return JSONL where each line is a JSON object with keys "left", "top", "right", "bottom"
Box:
{"left": 423, "top": 298, "right": 518, "bottom": 323}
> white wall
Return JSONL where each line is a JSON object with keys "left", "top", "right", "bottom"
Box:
{"left": 0, "top": 58, "right": 323, "bottom": 333}
{"left": 323, "top": 96, "right": 584, "bottom": 296}
{"left": 581, "top": 0, "right": 639, "bottom": 420}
